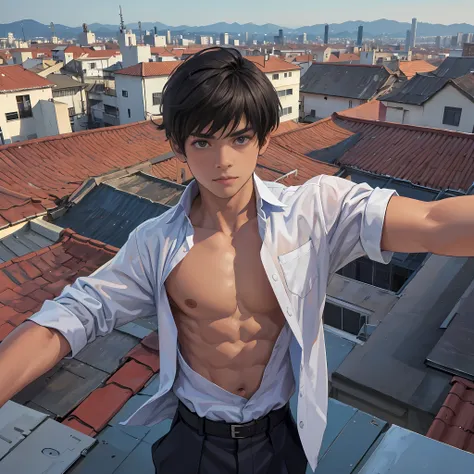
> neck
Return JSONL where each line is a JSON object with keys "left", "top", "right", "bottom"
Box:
{"left": 191, "top": 176, "right": 257, "bottom": 235}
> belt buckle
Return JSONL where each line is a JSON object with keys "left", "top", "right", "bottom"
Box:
{"left": 230, "top": 421, "right": 255, "bottom": 439}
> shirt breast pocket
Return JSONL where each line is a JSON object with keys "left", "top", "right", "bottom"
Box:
{"left": 278, "top": 239, "right": 317, "bottom": 298}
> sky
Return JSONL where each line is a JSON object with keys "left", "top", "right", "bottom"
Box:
{"left": 3, "top": 0, "right": 474, "bottom": 27}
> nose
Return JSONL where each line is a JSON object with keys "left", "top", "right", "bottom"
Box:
{"left": 214, "top": 145, "right": 233, "bottom": 169}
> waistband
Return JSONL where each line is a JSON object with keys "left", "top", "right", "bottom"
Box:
{"left": 177, "top": 401, "right": 289, "bottom": 439}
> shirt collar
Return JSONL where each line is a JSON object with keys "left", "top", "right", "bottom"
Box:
{"left": 165, "top": 172, "right": 287, "bottom": 225}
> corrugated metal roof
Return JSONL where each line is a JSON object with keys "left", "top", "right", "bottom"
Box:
{"left": 0, "top": 219, "right": 60, "bottom": 263}
{"left": 381, "top": 73, "right": 449, "bottom": 105}
{"left": 106, "top": 172, "right": 185, "bottom": 206}
{"left": 47, "top": 74, "right": 85, "bottom": 90}
{"left": 54, "top": 184, "right": 170, "bottom": 248}
{"left": 301, "top": 63, "right": 394, "bottom": 100}
{"left": 434, "top": 57, "right": 474, "bottom": 79}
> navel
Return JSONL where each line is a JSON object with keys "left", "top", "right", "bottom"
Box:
{"left": 237, "top": 388, "right": 246, "bottom": 397}
{"left": 185, "top": 299, "right": 198, "bottom": 308}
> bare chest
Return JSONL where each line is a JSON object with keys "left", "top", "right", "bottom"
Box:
{"left": 165, "top": 222, "right": 281, "bottom": 321}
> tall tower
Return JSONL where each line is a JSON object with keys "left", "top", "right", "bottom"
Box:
{"left": 357, "top": 26, "right": 363, "bottom": 46}
{"left": 410, "top": 18, "right": 417, "bottom": 48}
{"left": 405, "top": 30, "right": 411, "bottom": 49}
{"left": 324, "top": 24, "right": 329, "bottom": 45}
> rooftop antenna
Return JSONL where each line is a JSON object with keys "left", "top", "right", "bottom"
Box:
{"left": 50, "top": 22, "right": 55, "bottom": 37}
{"left": 21, "top": 22, "right": 26, "bottom": 42}
{"left": 119, "top": 5, "right": 125, "bottom": 33}
{"left": 138, "top": 21, "right": 143, "bottom": 44}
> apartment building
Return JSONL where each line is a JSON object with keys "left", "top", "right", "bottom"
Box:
{"left": 382, "top": 57, "right": 474, "bottom": 133}
{"left": 0, "top": 65, "right": 71, "bottom": 144}
{"left": 247, "top": 56, "right": 301, "bottom": 122}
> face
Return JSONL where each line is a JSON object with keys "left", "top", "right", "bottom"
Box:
{"left": 173, "top": 118, "right": 270, "bottom": 199}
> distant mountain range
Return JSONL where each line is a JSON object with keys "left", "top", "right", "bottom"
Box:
{"left": 2, "top": 19, "right": 474, "bottom": 41}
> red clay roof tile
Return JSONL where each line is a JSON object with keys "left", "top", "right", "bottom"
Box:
{"left": 0, "top": 121, "right": 171, "bottom": 208}
{"left": 115, "top": 61, "right": 180, "bottom": 77}
{"left": 0, "top": 65, "right": 53, "bottom": 92}
{"left": 106, "top": 359, "right": 154, "bottom": 394}
{"left": 247, "top": 56, "right": 301, "bottom": 73}
{"left": 0, "top": 186, "right": 47, "bottom": 228}
{"left": 70, "top": 383, "right": 133, "bottom": 432}
{"left": 427, "top": 377, "right": 474, "bottom": 454}
{"left": 140, "top": 331, "right": 159, "bottom": 352}
{"left": 0, "top": 322, "right": 15, "bottom": 340}
{"left": 125, "top": 344, "right": 160, "bottom": 373}
{"left": 333, "top": 114, "right": 474, "bottom": 192}
{"left": 0, "top": 229, "right": 118, "bottom": 341}
{"left": 62, "top": 417, "right": 98, "bottom": 437}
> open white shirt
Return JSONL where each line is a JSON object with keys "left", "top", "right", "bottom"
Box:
{"left": 30, "top": 173, "right": 397, "bottom": 471}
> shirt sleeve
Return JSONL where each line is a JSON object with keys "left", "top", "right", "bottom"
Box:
{"left": 28, "top": 228, "right": 156, "bottom": 358}
{"left": 317, "top": 175, "right": 398, "bottom": 275}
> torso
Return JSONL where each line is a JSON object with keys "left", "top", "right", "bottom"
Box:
{"left": 165, "top": 216, "right": 285, "bottom": 399}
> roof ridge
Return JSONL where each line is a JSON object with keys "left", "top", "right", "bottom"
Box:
{"left": 272, "top": 116, "right": 335, "bottom": 138}
{"left": 0, "top": 120, "right": 154, "bottom": 151}
{"left": 333, "top": 112, "right": 474, "bottom": 139}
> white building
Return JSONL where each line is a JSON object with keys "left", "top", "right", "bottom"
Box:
{"left": 114, "top": 61, "right": 181, "bottom": 124}
{"left": 64, "top": 51, "right": 122, "bottom": 83}
{"left": 300, "top": 63, "right": 397, "bottom": 121}
{"left": 382, "top": 73, "right": 474, "bottom": 134}
{"left": 47, "top": 74, "right": 88, "bottom": 132}
{"left": 0, "top": 65, "right": 71, "bottom": 144}
{"left": 247, "top": 56, "right": 301, "bottom": 122}
{"left": 78, "top": 25, "right": 96, "bottom": 46}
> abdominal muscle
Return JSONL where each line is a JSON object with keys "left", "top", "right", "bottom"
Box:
{"left": 165, "top": 221, "right": 285, "bottom": 399}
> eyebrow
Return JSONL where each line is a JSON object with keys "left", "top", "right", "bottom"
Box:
{"left": 191, "top": 127, "right": 253, "bottom": 139}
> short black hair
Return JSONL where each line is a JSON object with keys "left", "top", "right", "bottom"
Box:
{"left": 158, "top": 47, "right": 281, "bottom": 154}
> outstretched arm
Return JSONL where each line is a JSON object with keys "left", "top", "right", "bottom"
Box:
{"left": 382, "top": 195, "right": 474, "bottom": 256}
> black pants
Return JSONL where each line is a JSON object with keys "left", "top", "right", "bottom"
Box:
{"left": 151, "top": 404, "right": 308, "bottom": 473}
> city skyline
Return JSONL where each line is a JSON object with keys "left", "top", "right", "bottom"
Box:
{"left": 3, "top": 0, "right": 474, "bottom": 28}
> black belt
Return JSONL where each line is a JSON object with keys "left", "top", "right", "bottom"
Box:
{"left": 177, "top": 401, "right": 289, "bottom": 439}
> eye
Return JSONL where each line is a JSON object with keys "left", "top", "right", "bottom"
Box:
{"left": 234, "top": 136, "right": 251, "bottom": 145}
{"left": 192, "top": 140, "right": 209, "bottom": 149}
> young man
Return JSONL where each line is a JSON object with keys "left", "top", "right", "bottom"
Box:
{"left": 0, "top": 47, "right": 474, "bottom": 473}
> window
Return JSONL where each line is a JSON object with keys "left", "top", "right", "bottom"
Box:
{"left": 323, "top": 302, "right": 368, "bottom": 336}
{"left": 68, "top": 107, "right": 75, "bottom": 117}
{"left": 443, "top": 106, "right": 462, "bottom": 126}
{"left": 152, "top": 92, "right": 162, "bottom": 106}
{"left": 90, "top": 62, "right": 96, "bottom": 69}
{"left": 310, "top": 109, "right": 316, "bottom": 117}
{"left": 5, "top": 112, "right": 19, "bottom": 121}
{"left": 16, "top": 95, "right": 32, "bottom": 118}
{"left": 280, "top": 106, "right": 293, "bottom": 117}
{"left": 277, "top": 90, "right": 286, "bottom": 97}
{"left": 284, "top": 72, "right": 288, "bottom": 78}
{"left": 122, "top": 90, "right": 129, "bottom": 98}
{"left": 27, "top": 133, "right": 37, "bottom": 140}
{"left": 128, "top": 108, "right": 131, "bottom": 118}
{"left": 272, "top": 73, "right": 279, "bottom": 80}
{"left": 349, "top": 100, "right": 353, "bottom": 108}
{"left": 289, "top": 72, "right": 292, "bottom": 77}
{"left": 286, "top": 88, "right": 293, "bottom": 95}
{"left": 336, "top": 254, "right": 426, "bottom": 293}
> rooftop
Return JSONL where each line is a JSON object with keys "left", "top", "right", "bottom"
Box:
{"left": 46, "top": 73, "right": 86, "bottom": 90}
{"left": 382, "top": 56, "right": 474, "bottom": 105}
{"left": 0, "top": 65, "right": 53, "bottom": 92}
{"left": 301, "top": 63, "right": 396, "bottom": 100}
{"left": 246, "top": 56, "right": 301, "bottom": 73}
{"left": 398, "top": 60, "right": 437, "bottom": 80}
{"left": 115, "top": 61, "right": 180, "bottom": 77}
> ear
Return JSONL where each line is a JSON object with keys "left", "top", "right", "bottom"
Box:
{"left": 258, "top": 136, "right": 271, "bottom": 156}
{"left": 170, "top": 140, "right": 187, "bottom": 163}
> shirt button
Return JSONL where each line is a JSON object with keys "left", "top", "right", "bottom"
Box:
{"left": 272, "top": 274, "right": 278, "bottom": 281}
{"left": 299, "top": 421, "right": 304, "bottom": 429}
